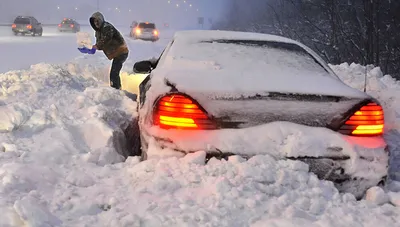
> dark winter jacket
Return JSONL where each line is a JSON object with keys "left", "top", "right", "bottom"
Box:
{"left": 89, "top": 12, "right": 129, "bottom": 60}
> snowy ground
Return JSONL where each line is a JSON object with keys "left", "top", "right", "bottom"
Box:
{"left": 0, "top": 27, "right": 400, "bottom": 226}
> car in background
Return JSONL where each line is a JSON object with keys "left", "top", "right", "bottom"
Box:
{"left": 58, "top": 18, "right": 80, "bottom": 33}
{"left": 11, "top": 16, "right": 43, "bottom": 36}
{"left": 164, "top": 23, "right": 169, "bottom": 28}
{"left": 130, "top": 22, "right": 159, "bottom": 42}
{"left": 130, "top": 30, "right": 389, "bottom": 199}
{"left": 129, "top": 21, "right": 138, "bottom": 36}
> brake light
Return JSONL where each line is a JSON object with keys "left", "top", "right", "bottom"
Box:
{"left": 135, "top": 28, "right": 141, "bottom": 34}
{"left": 70, "top": 24, "right": 74, "bottom": 28}
{"left": 12, "top": 24, "right": 16, "bottom": 28}
{"left": 339, "top": 102, "right": 384, "bottom": 136}
{"left": 153, "top": 94, "right": 216, "bottom": 130}
{"left": 26, "top": 24, "right": 32, "bottom": 29}
{"left": 58, "top": 24, "right": 61, "bottom": 27}
{"left": 153, "top": 30, "right": 158, "bottom": 35}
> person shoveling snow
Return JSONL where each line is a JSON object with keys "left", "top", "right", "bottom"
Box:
{"left": 89, "top": 11, "right": 129, "bottom": 90}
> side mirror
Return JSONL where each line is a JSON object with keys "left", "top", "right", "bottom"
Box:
{"left": 133, "top": 60, "right": 153, "bottom": 73}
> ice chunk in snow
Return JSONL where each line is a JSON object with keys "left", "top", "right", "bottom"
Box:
{"left": 388, "top": 192, "right": 400, "bottom": 207}
{"left": 181, "top": 151, "right": 206, "bottom": 165}
{"left": 365, "top": 186, "right": 390, "bottom": 205}
{"left": 14, "top": 196, "right": 61, "bottom": 227}
{"left": 0, "top": 103, "right": 32, "bottom": 132}
{"left": 76, "top": 32, "right": 93, "bottom": 49}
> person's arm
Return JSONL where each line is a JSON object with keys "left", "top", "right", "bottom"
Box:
{"left": 94, "top": 25, "right": 114, "bottom": 50}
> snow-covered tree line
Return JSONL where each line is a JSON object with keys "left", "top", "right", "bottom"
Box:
{"left": 214, "top": 0, "right": 400, "bottom": 79}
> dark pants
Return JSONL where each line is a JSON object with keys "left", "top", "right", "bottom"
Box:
{"left": 110, "top": 53, "right": 128, "bottom": 89}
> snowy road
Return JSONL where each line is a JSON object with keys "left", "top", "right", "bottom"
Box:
{"left": 0, "top": 25, "right": 174, "bottom": 73}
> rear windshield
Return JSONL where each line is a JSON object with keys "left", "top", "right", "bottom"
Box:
{"left": 14, "top": 18, "right": 30, "bottom": 24}
{"left": 62, "top": 20, "right": 74, "bottom": 24}
{"left": 138, "top": 23, "right": 156, "bottom": 29}
{"left": 169, "top": 39, "right": 330, "bottom": 80}
{"left": 203, "top": 40, "right": 327, "bottom": 73}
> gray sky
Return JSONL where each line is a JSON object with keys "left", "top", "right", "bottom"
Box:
{"left": 0, "top": 0, "right": 227, "bottom": 28}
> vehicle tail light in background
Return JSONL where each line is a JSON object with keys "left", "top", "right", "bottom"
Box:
{"left": 135, "top": 28, "right": 141, "bottom": 34}
{"left": 338, "top": 102, "right": 384, "bottom": 136}
{"left": 70, "top": 24, "right": 74, "bottom": 28}
{"left": 26, "top": 24, "right": 32, "bottom": 29}
{"left": 153, "top": 30, "right": 158, "bottom": 35}
{"left": 153, "top": 94, "right": 216, "bottom": 130}
{"left": 58, "top": 24, "right": 61, "bottom": 27}
{"left": 12, "top": 24, "right": 16, "bottom": 28}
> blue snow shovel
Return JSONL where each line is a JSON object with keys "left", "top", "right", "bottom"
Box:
{"left": 77, "top": 47, "right": 96, "bottom": 54}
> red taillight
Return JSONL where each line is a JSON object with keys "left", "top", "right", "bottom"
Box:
{"left": 339, "top": 102, "right": 384, "bottom": 136}
{"left": 58, "top": 24, "right": 61, "bottom": 27}
{"left": 70, "top": 24, "right": 74, "bottom": 28}
{"left": 12, "top": 24, "right": 16, "bottom": 28}
{"left": 153, "top": 94, "right": 216, "bottom": 130}
{"left": 26, "top": 24, "right": 32, "bottom": 29}
{"left": 153, "top": 30, "right": 158, "bottom": 35}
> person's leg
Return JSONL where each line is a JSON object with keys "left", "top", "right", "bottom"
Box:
{"left": 110, "top": 53, "right": 128, "bottom": 89}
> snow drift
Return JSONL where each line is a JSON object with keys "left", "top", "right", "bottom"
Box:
{"left": 330, "top": 63, "right": 400, "bottom": 181}
{"left": 0, "top": 57, "right": 399, "bottom": 226}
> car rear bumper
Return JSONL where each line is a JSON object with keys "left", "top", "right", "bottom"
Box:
{"left": 58, "top": 28, "right": 75, "bottom": 31}
{"left": 12, "top": 28, "right": 33, "bottom": 34}
{"left": 140, "top": 122, "right": 389, "bottom": 197}
{"left": 134, "top": 34, "right": 159, "bottom": 40}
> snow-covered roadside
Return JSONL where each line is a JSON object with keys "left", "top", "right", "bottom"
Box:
{"left": 330, "top": 63, "right": 400, "bottom": 182}
{"left": 0, "top": 59, "right": 398, "bottom": 226}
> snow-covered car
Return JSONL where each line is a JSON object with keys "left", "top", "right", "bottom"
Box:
{"left": 130, "top": 30, "right": 389, "bottom": 198}
{"left": 58, "top": 18, "right": 80, "bottom": 33}
{"left": 130, "top": 22, "right": 159, "bottom": 42}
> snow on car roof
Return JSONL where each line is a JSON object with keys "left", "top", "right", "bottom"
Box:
{"left": 173, "top": 30, "right": 302, "bottom": 44}
{"left": 152, "top": 30, "right": 368, "bottom": 99}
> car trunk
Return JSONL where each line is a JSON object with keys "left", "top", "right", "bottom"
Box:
{"left": 193, "top": 92, "right": 368, "bottom": 129}
{"left": 15, "top": 23, "right": 30, "bottom": 30}
{"left": 61, "top": 22, "right": 73, "bottom": 29}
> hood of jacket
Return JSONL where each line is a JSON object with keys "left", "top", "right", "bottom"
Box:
{"left": 90, "top": 12, "right": 105, "bottom": 31}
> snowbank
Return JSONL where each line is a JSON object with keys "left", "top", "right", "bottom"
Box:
{"left": 330, "top": 63, "right": 400, "bottom": 182}
{"left": 0, "top": 56, "right": 399, "bottom": 226}
{"left": 0, "top": 58, "right": 137, "bottom": 159}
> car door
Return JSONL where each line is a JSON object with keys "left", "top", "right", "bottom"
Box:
{"left": 32, "top": 18, "right": 41, "bottom": 32}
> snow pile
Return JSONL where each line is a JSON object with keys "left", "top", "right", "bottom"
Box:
{"left": 0, "top": 60, "right": 137, "bottom": 159}
{"left": 0, "top": 55, "right": 399, "bottom": 226}
{"left": 76, "top": 32, "right": 93, "bottom": 49}
{"left": 330, "top": 63, "right": 400, "bottom": 181}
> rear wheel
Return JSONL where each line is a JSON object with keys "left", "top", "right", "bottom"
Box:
{"left": 125, "top": 118, "right": 142, "bottom": 157}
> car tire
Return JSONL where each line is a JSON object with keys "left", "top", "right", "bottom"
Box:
{"left": 125, "top": 118, "right": 142, "bottom": 157}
